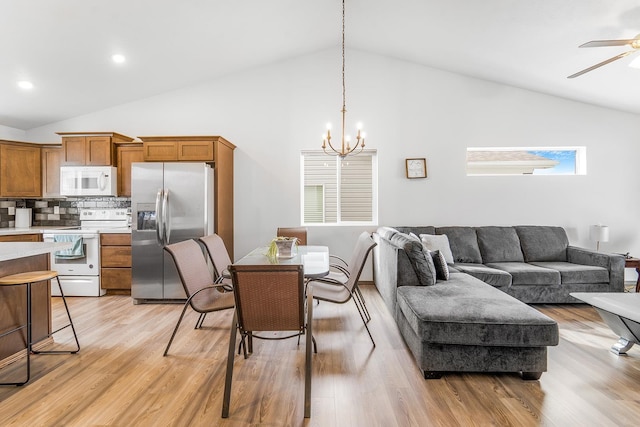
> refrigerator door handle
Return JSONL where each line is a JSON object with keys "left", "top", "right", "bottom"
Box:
{"left": 155, "top": 189, "right": 164, "bottom": 245}
{"left": 162, "top": 188, "right": 170, "bottom": 244}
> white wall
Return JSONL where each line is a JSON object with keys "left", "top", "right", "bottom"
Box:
{"left": 25, "top": 49, "right": 640, "bottom": 280}
{"left": 0, "top": 124, "right": 26, "bottom": 141}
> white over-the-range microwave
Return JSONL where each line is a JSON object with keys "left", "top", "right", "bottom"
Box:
{"left": 60, "top": 166, "right": 118, "bottom": 196}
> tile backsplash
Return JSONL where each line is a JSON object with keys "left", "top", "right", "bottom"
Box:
{"left": 0, "top": 197, "right": 131, "bottom": 228}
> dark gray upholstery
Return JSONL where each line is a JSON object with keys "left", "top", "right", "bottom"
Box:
{"left": 453, "top": 263, "right": 512, "bottom": 288}
{"left": 515, "top": 226, "right": 568, "bottom": 262}
{"left": 485, "top": 262, "right": 561, "bottom": 286}
{"left": 436, "top": 226, "right": 482, "bottom": 264}
{"left": 476, "top": 226, "right": 524, "bottom": 263}
{"left": 372, "top": 224, "right": 624, "bottom": 378}
{"left": 396, "top": 278, "right": 558, "bottom": 347}
{"left": 389, "top": 232, "right": 436, "bottom": 286}
{"left": 530, "top": 262, "right": 609, "bottom": 284}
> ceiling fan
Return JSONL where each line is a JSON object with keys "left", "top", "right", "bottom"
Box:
{"left": 567, "top": 34, "right": 640, "bottom": 79}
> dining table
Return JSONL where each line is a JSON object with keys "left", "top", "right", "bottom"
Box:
{"left": 233, "top": 245, "right": 330, "bottom": 279}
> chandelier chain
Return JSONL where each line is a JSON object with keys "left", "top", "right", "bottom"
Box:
{"left": 342, "top": 0, "right": 346, "bottom": 112}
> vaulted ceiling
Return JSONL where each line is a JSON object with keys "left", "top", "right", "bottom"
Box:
{"left": 2, "top": 0, "right": 640, "bottom": 130}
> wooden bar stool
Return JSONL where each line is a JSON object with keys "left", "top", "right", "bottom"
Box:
{"left": 0, "top": 270, "right": 80, "bottom": 386}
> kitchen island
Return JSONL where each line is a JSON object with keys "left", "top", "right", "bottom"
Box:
{"left": 0, "top": 242, "right": 71, "bottom": 361}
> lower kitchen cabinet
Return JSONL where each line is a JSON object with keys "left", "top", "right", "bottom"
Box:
{"left": 100, "top": 233, "right": 131, "bottom": 294}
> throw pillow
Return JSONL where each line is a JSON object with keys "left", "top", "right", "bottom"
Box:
{"left": 420, "top": 234, "right": 454, "bottom": 264}
{"left": 430, "top": 250, "right": 450, "bottom": 281}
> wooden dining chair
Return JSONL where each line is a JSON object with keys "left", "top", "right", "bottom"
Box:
{"left": 276, "top": 227, "right": 308, "bottom": 246}
{"left": 222, "top": 264, "right": 314, "bottom": 419}
{"left": 306, "top": 231, "right": 377, "bottom": 346}
{"left": 163, "top": 239, "right": 234, "bottom": 356}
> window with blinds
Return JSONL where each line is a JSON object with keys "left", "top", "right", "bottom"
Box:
{"left": 301, "top": 150, "right": 377, "bottom": 225}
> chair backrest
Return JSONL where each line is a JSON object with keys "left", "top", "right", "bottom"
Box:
{"left": 277, "top": 227, "right": 308, "bottom": 246}
{"left": 229, "top": 264, "right": 305, "bottom": 333}
{"left": 198, "top": 234, "right": 233, "bottom": 279}
{"left": 164, "top": 239, "right": 219, "bottom": 311}
{"left": 344, "top": 232, "right": 377, "bottom": 292}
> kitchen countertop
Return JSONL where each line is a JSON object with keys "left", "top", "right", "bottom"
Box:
{"left": 0, "top": 242, "right": 72, "bottom": 262}
{"left": 0, "top": 226, "right": 131, "bottom": 236}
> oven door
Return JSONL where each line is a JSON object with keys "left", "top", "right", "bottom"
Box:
{"left": 43, "top": 233, "right": 100, "bottom": 276}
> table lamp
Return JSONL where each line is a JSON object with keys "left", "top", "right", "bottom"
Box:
{"left": 590, "top": 224, "right": 609, "bottom": 251}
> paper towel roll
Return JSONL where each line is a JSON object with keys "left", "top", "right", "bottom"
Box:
{"left": 15, "top": 208, "right": 32, "bottom": 228}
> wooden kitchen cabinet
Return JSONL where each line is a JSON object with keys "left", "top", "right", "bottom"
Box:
{"left": 100, "top": 233, "right": 132, "bottom": 294}
{"left": 41, "top": 145, "right": 63, "bottom": 198}
{"left": 0, "top": 234, "right": 42, "bottom": 242}
{"left": 139, "top": 136, "right": 217, "bottom": 161}
{"left": 138, "top": 135, "right": 236, "bottom": 256}
{"left": 56, "top": 132, "right": 134, "bottom": 166}
{"left": 0, "top": 141, "right": 42, "bottom": 198}
{"left": 116, "top": 144, "right": 144, "bottom": 197}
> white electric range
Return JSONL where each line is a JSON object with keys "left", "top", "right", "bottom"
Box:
{"left": 43, "top": 208, "right": 129, "bottom": 296}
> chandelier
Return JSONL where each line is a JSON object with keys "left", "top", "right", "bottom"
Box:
{"left": 322, "top": 0, "right": 366, "bottom": 158}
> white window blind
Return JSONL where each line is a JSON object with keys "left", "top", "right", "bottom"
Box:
{"left": 301, "top": 150, "right": 377, "bottom": 225}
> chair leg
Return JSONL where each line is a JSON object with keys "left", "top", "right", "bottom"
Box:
{"left": 195, "top": 313, "right": 207, "bottom": 329}
{"left": 351, "top": 297, "right": 375, "bottom": 347}
{"left": 304, "top": 286, "right": 313, "bottom": 418}
{"left": 163, "top": 301, "right": 191, "bottom": 357}
{"left": 222, "top": 310, "right": 238, "bottom": 418}
{"left": 354, "top": 286, "right": 371, "bottom": 323}
{"left": 34, "top": 277, "right": 80, "bottom": 355}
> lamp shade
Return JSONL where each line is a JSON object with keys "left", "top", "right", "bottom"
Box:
{"left": 590, "top": 225, "right": 609, "bottom": 243}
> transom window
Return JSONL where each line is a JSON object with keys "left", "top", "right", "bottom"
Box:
{"left": 301, "top": 150, "right": 378, "bottom": 225}
{"left": 466, "top": 147, "right": 586, "bottom": 176}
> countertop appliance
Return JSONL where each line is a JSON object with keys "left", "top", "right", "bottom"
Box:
{"left": 60, "top": 166, "right": 118, "bottom": 196}
{"left": 131, "top": 162, "right": 214, "bottom": 303}
{"left": 43, "top": 208, "right": 130, "bottom": 297}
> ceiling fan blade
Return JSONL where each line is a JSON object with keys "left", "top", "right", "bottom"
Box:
{"left": 579, "top": 39, "right": 637, "bottom": 48}
{"left": 567, "top": 51, "right": 636, "bottom": 79}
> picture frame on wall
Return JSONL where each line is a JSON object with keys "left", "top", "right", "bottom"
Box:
{"left": 405, "top": 158, "right": 427, "bottom": 179}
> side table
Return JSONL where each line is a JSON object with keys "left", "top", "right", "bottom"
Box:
{"left": 624, "top": 257, "right": 640, "bottom": 292}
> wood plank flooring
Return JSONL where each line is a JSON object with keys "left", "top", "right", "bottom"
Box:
{"left": 1, "top": 285, "right": 639, "bottom": 426}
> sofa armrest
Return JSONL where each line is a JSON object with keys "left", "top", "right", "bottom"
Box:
{"left": 567, "top": 246, "right": 625, "bottom": 292}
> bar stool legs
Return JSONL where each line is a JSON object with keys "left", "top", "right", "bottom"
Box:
{"left": 0, "top": 271, "right": 80, "bottom": 386}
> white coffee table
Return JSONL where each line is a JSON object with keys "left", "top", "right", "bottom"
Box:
{"left": 571, "top": 292, "right": 640, "bottom": 355}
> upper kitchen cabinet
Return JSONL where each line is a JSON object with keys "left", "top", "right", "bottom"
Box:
{"left": 41, "top": 145, "right": 63, "bottom": 198}
{"left": 116, "top": 144, "right": 144, "bottom": 197}
{"left": 138, "top": 136, "right": 227, "bottom": 162}
{"left": 138, "top": 135, "right": 236, "bottom": 256}
{"left": 56, "top": 132, "right": 134, "bottom": 166}
{"left": 0, "top": 141, "right": 42, "bottom": 198}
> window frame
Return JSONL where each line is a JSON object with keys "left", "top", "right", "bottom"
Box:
{"left": 300, "top": 150, "right": 378, "bottom": 227}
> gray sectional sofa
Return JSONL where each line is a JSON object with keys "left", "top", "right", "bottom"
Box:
{"left": 372, "top": 225, "right": 625, "bottom": 380}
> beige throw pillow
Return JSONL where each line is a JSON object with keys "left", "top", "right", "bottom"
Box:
{"left": 420, "top": 234, "right": 454, "bottom": 264}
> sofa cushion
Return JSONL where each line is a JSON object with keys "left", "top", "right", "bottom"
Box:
{"left": 436, "top": 227, "right": 483, "bottom": 264}
{"left": 396, "top": 275, "right": 559, "bottom": 347}
{"left": 530, "top": 261, "right": 609, "bottom": 284}
{"left": 476, "top": 226, "right": 524, "bottom": 263}
{"left": 389, "top": 232, "right": 437, "bottom": 286}
{"left": 396, "top": 226, "right": 436, "bottom": 236}
{"left": 420, "top": 234, "right": 454, "bottom": 264}
{"left": 430, "top": 250, "right": 450, "bottom": 281}
{"left": 486, "top": 262, "right": 561, "bottom": 286}
{"left": 453, "top": 263, "right": 512, "bottom": 288}
{"left": 515, "top": 226, "right": 568, "bottom": 262}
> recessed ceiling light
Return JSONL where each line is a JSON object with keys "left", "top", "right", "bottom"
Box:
{"left": 17, "top": 81, "right": 34, "bottom": 90}
{"left": 112, "top": 54, "right": 126, "bottom": 64}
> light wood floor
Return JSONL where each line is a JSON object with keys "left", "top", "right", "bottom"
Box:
{"left": 1, "top": 285, "right": 639, "bottom": 426}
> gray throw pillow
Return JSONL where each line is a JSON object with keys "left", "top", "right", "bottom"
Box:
{"left": 389, "top": 232, "right": 437, "bottom": 286}
{"left": 420, "top": 234, "right": 454, "bottom": 264}
{"left": 430, "top": 250, "right": 450, "bottom": 280}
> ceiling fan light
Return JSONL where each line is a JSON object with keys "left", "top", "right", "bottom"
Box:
{"left": 628, "top": 56, "right": 640, "bottom": 69}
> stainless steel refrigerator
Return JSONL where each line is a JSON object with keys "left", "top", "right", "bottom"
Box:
{"left": 131, "top": 162, "right": 214, "bottom": 302}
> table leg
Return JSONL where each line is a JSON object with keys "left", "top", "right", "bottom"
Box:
{"left": 636, "top": 267, "right": 640, "bottom": 292}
